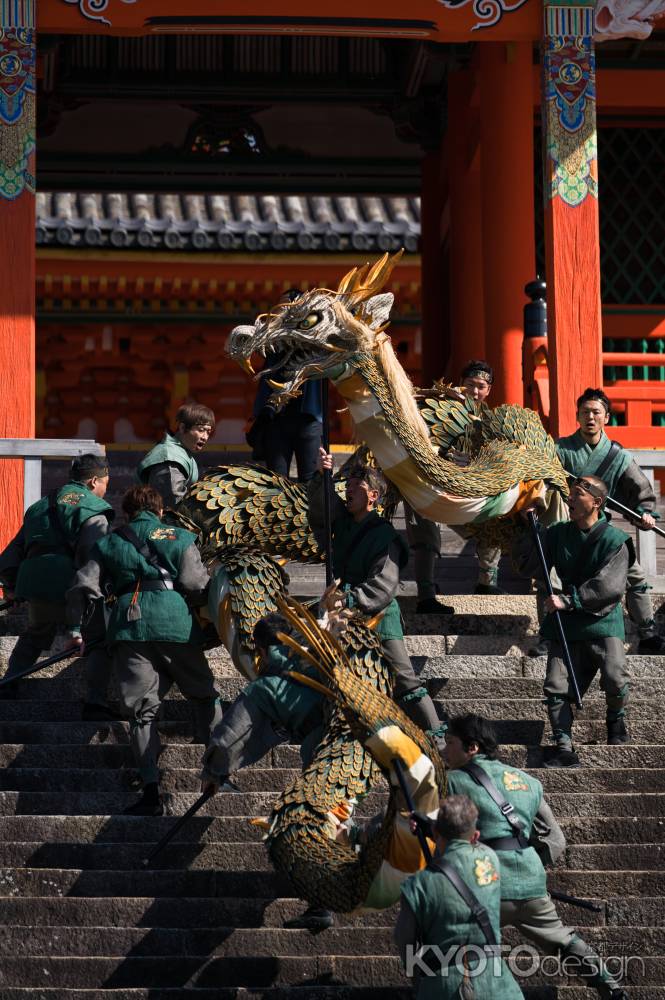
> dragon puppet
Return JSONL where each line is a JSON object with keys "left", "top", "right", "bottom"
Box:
{"left": 168, "top": 252, "right": 568, "bottom": 915}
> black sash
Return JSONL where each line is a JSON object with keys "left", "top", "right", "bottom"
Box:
{"left": 115, "top": 525, "right": 175, "bottom": 591}
{"left": 338, "top": 516, "right": 385, "bottom": 584}
{"left": 593, "top": 439, "right": 623, "bottom": 484}
{"left": 428, "top": 857, "right": 498, "bottom": 947}
{"left": 462, "top": 761, "right": 529, "bottom": 850}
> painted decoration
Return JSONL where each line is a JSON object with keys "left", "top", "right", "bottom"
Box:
{"left": 0, "top": 10, "right": 35, "bottom": 200}
{"left": 62, "top": 0, "right": 140, "bottom": 28}
{"left": 436, "top": 0, "right": 530, "bottom": 31}
{"left": 542, "top": 6, "right": 598, "bottom": 207}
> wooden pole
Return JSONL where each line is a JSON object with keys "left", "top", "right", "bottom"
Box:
{"left": 447, "top": 70, "right": 485, "bottom": 378}
{"left": 541, "top": 1, "right": 602, "bottom": 437}
{"left": 0, "top": 8, "right": 36, "bottom": 549}
{"left": 478, "top": 42, "right": 536, "bottom": 406}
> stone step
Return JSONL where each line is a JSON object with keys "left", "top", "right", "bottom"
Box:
{"left": 2, "top": 741, "right": 663, "bottom": 771}
{"left": 0, "top": 924, "right": 660, "bottom": 959}
{"left": 0, "top": 693, "right": 660, "bottom": 724}
{"left": 4, "top": 865, "right": 662, "bottom": 900}
{"left": 9, "top": 894, "right": 658, "bottom": 929}
{"left": 0, "top": 717, "right": 663, "bottom": 746}
{"left": 1, "top": 765, "right": 664, "bottom": 795}
{"left": 0, "top": 814, "right": 661, "bottom": 847}
{"left": 0, "top": 987, "right": 656, "bottom": 1000}
{"left": 0, "top": 839, "right": 662, "bottom": 872}
{"left": 0, "top": 953, "right": 661, "bottom": 989}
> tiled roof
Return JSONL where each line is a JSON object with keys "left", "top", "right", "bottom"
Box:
{"left": 36, "top": 193, "right": 421, "bottom": 253}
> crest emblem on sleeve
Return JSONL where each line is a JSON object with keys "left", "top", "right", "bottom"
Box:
{"left": 59, "top": 491, "right": 84, "bottom": 506}
{"left": 474, "top": 856, "right": 498, "bottom": 886}
{"left": 502, "top": 770, "right": 529, "bottom": 792}
{"left": 149, "top": 527, "right": 177, "bottom": 541}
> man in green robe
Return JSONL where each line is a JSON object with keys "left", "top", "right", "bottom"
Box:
{"left": 66, "top": 483, "right": 222, "bottom": 815}
{"left": 514, "top": 475, "right": 632, "bottom": 765}
{"left": 0, "top": 454, "right": 117, "bottom": 719}
{"left": 395, "top": 794, "right": 524, "bottom": 999}
{"left": 201, "top": 612, "right": 326, "bottom": 789}
{"left": 309, "top": 448, "right": 445, "bottom": 743}
{"left": 444, "top": 714, "right": 628, "bottom": 1000}
{"left": 136, "top": 402, "right": 215, "bottom": 509}
{"left": 555, "top": 386, "right": 663, "bottom": 654}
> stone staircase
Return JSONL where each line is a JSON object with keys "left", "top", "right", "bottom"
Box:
{"left": 0, "top": 587, "right": 663, "bottom": 1000}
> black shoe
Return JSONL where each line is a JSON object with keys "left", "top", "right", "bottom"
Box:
{"left": 637, "top": 634, "right": 665, "bottom": 654}
{"left": 123, "top": 784, "right": 164, "bottom": 816}
{"left": 607, "top": 717, "right": 630, "bottom": 745}
{"left": 218, "top": 777, "right": 241, "bottom": 793}
{"left": 474, "top": 583, "right": 506, "bottom": 596}
{"left": 82, "top": 702, "right": 124, "bottom": 722}
{"left": 609, "top": 990, "right": 629, "bottom": 1000}
{"left": 527, "top": 640, "right": 548, "bottom": 658}
{"left": 543, "top": 746, "right": 580, "bottom": 768}
{"left": 416, "top": 598, "right": 455, "bottom": 615}
{"left": 283, "top": 906, "right": 334, "bottom": 933}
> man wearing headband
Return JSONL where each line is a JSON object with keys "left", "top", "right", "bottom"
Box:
{"left": 513, "top": 474, "right": 632, "bottom": 767}
{"left": 405, "top": 360, "right": 503, "bottom": 609}
{"left": 554, "top": 387, "right": 664, "bottom": 654}
{"left": 0, "top": 453, "right": 117, "bottom": 719}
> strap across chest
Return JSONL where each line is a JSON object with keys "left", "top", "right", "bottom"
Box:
{"left": 462, "top": 761, "right": 529, "bottom": 851}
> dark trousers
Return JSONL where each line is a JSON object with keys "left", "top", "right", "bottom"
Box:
{"left": 265, "top": 413, "right": 322, "bottom": 483}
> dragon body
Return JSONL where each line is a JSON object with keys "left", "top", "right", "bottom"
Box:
{"left": 266, "top": 598, "right": 445, "bottom": 913}
{"left": 169, "top": 253, "right": 568, "bottom": 914}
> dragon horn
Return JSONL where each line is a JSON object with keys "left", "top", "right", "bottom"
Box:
{"left": 336, "top": 249, "right": 404, "bottom": 305}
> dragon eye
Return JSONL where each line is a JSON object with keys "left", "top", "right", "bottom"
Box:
{"left": 299, "top": 311, "right": 321, "bottom": 330}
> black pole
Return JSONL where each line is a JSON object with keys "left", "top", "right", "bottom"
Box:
{"left": 321, "top": 380, "right": 334, "bottom": 587}
{"left": 527, "top": 512, "right": 583, "bottom": 710}
{"left": 0, "top": 640, "right": 102, "bottom": 687}
{"left": 549, "top": 888, "right": 602, "bottom": 913}
{"left": 140, "top": 787, "right": 215, "bottom": 869}
{"left": 605, "top": 496, "right": 665, "bottom": 539}
{"left": 392, "top": 756, "right": 434, "bottom": 865}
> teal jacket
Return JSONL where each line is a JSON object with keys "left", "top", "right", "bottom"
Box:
{"left": 136, "top": 433, "right": 199, "bottom": 489}
{"left": 14, "top": 482, "right": 113, "bottom": 603}
{"left": 400, "top": 840, "right": 523, "bottom": 999}
{"left": 94, "top": 511, "right": 205, "bottom": 645}
{"left": 446, "top": 756, "right": 546, "bottom": 901}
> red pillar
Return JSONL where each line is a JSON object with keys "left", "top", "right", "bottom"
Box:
{"left": 447, "top": 70, "right": 485, "bottom": 380}
{"left": 420, "top": 149, "right": 448, "bottom": 380}
{"left": 478, "top": 42, "right": 535, "bottom": 406}
{"left": 0, "top": 18, "right": 36, "bottom": 549}
{"left": 542, "top": 2, "right": 602, "bottom": 437}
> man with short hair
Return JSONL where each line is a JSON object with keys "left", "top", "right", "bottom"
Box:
{"left": 514, "top": 475, "right": 633, "bottom": 766}
{"left": 136, "top": 402, "right": 215, "bottom": 508}
{"left": 395, "top": 793, "right": 524, "bottom": 999}
{"left": 444, "top": 714, "right": 627, "bottom": 1000}
{"left": 0, "top": 453, "right": 116, "bottom": 718}
{"left": 310, "top": 448, "right": 445, "bottom": 742}
{"left": 556, "top": 387, "right": 664, "bottom": 654}
{"left": 66, "top": 484, "right": 222, "bottom": 815}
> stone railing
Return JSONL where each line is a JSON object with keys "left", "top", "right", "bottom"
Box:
{"left": 0, "top": 439, "right": 106, "bottom": 511}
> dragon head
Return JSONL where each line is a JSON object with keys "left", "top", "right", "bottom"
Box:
{"left": 227, "top": 250, "right": 403, "bottom": 409}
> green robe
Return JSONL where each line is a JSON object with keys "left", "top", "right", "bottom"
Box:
{"left": 136, "top": 433, "right": 199, "bottom": 490}
{"left": 401, "top": 840, "right": 523, "bottom": 999}
{"left": 246, "top": 643, "right": 325, "bottom": 765}
{"left": 14, "top": 482, "right": 113, "bottom": 602}
{"left": 94, "top": 511, "right": 203, "bottom": 645}
{"left": 556, "top": 429, "right": 632, "bottom": 497}
{"left": 332, "top": 510, "right": 408, "bottom": 641}
{"left": 446, "top": 756, "right": 546, "bottom": 901}
{"left": 540, "top": 515, "right": 631, "bottom": 641}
